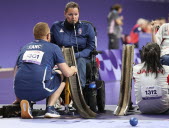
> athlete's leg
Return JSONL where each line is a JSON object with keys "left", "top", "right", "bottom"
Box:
{"left": 160, "top": 54, "right": 169, "bottom": 66}
{"left": 47, "top": 81, "right": 65, "bottom": 106}
{"left": 13, "top": 97, "right": 21, "bottom": 104}
{"left": 108, "top": 34, "right": 119, "bottom": 49}
{"left": 45, "top": 74, "right": 66, "bottom": 118}
{"left": 76, "top": 57, "right": 90, "bottom": 87}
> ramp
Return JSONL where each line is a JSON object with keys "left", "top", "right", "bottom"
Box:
{"left": 62, "top": 46, "right": 96, "bottom": 118}
{"left": 114, "top": 45, "right": 134, "bottom": 116}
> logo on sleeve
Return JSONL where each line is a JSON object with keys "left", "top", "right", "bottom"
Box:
{"left": 60, "top": 29, "right": 64, "bottom": 32}
{"left": 78, "top": 28, "right": 82, "bottom": 35}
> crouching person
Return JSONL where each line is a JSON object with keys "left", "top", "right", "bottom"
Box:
{"left": 133, "top": 43, "right": 169, "bottom": 114}
{"left": 14, "top": 22, "right": 77, "bottom": 119}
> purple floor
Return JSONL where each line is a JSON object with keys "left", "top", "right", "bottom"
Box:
{"left": 0, "top": 104, "right": 169, "bottom": 128}
{"left": 1, "top": 76, "right": 169, "bottom": 127}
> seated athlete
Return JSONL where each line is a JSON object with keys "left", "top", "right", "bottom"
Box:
{"left": 50, "top": 2, "right": 95, "bottom": 88}
{"left": 14, "top": 22, "right": 77, "bottom": 119}
{"left": 151, "top": 22, "right": 169, "bottom": 66}
{"left": 133, "top": 43, "right": 169, "bottom": 114}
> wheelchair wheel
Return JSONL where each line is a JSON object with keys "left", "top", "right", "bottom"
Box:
{"left": 88, "top": 88, "right": 97, "bottom": 112}
{"left": 96, "top": 80, "right": 105, "bottom": 113}
{"left": 83, "top": 86, "right": 97, "bottom": 113}
{"left": 86, "top": 62, "right": 92, "bottom": 83}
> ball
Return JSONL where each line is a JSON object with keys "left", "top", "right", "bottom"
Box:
{"left": 129, "top": 117, "right": 138, "bottom": 126}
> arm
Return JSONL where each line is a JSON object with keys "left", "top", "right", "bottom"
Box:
{"left": 14, "top": 48, "right": 23, "bottom": 77}
{"left": 13, "top": 66, "right": 18, "bottom": 77}
{"left": 50, "top": 23, "right": 57, "bottom": 44}
{"left": 151, "top": 21, "right": 159, "bottom": 43}
{"left": 57, "top": 63, "right": 77, "bottom": 77}
{"left": 53, "top": 45, "right": 77, "bottom": 77}
{"left": 50, "top": 21, "right": 62, "bottom": 45}
{"left": 151, "top": 20, "right": 165, "bottom": 45}
{"left": 152, "top": 31, "right": 157, "bottom": 43}
{"left": 75, "top": 24, "right": 95, "bottom": 58}
{"left": 115, "top": 16, "right": 123, "bottom": 26}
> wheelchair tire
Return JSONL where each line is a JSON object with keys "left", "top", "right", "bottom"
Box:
{"left": 83, "top": 87, "right": 97, "bottom": 113}
{"left": 96, "top": 80, "right": 105, "bottom": 113}
{"left": 88, "top": 88, "right": 97, "bottom": 112}
{"left": 86, "top": 62, "right": 92, "bottom": 83}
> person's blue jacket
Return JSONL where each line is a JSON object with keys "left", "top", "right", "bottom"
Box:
{"left": 51, "top": 20, "right": 96, "bottom": 58}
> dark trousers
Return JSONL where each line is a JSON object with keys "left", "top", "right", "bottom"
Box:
{"left": 108, "top": 34, "right": 119, "bottom": 49}
{"left": 160, "top": 54, "right": 169, "bottom": 66}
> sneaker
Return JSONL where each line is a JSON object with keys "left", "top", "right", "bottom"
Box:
{"left": 54, "top": 98, "right": 62, "bottom": 109}
{"left": 44, "top": 106, "right": 60, "bottom": 118}
{"left": 20, "top": 100, "right": 33, "bottom": 119}
{"left": 68, "top": 100, "right": 73, "bottom": 109}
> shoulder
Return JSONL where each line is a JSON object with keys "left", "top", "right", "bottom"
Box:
{"left": 51, "top": 21, "right": 64, "bottom": 28}
{"left": 21, "top": 42, "right": 33, "bottom": 50}
{"left": 108, "top": 10, "right": 116, "bottom": 16}
{"left": 158, "top": 23, "right": 169, "bottom": 31}
{"left": 80, "top": 20, "right": 94, "bottom": 28}
{"left": 163, "top": 65, "right": 169, "bottom": 71}
{"left": 162, "top": 23, "right": 169, "bottom": 27}
{"left": 133, "top": 63, "right": 144, "bottom": 70}
{"left": 46, "top": 42, "right": 60, "bottom": 49}
{"left": 79, "top": 20, "right": 96, "bottom": 33}
{"left": 133, "top": 63, "right": 144, "bottom": 74}
{"left": 133, "top": 63, "right": 144, "bottom": 79}
{"left": 45, "top": 42, "right": 62, "bottom": 54}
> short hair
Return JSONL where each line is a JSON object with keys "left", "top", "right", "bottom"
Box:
{"left": 64, "top": 1, "right": 80, "bottom": 12}
{"left": 137, "top": 18, "right": 148, "bottom": 25}
{"left": 111, "top": 4, "right": 122, "bottom": 11}
{"left": 33, "top": 22, "right": 50, "bottom": 39}
{"left": 156, "top": 17, "right": 166, "bottom": 21}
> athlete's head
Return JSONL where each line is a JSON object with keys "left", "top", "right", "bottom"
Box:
{"left": 64, "top": 1, "right": 79, "bottom": 24}
{"left": 111, "top": 4, "right": 122, "bottom": 13}
{"left": 33, "top": 22, "right": 51, "bottom": 42}
{"left": 142, "top": 43, "right": 164, "bottom": 77}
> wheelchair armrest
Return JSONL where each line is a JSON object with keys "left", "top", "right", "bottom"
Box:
{"left": 90, "top": 50, "right": 102, "bottom": 56}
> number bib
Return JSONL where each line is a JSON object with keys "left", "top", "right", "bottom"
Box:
{"left": 141, "top": 86, "right": 162, "bottom": 100}
{"left": 22, "top": 50, "right": 44, "bottom": 65}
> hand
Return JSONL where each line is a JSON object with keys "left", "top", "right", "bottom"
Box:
{"left": 54, "top": 69, "right": 62, "bottom": 74}
{"left": 151, "top": 20, "right": 160, "bottom": 31}
{"left": 119, "top": 16, "right": 124, "bottom": 20}
{"left": 53, "top": 65, "right": 58, "bottom": 69}
{"left": 116, "top": 16, "right": 123, "bottom": 25}
{"left": 70, "top": 66, "right": 78, "bottom": 74}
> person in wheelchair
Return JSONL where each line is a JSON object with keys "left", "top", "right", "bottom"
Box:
{"left": 50, "top": 1, "right": 96, "bottom": 88}
{"left": 133, "top": 43, "right": 169, "bottom": 114}
{"left": 51, "top": 1, "right": 105, "bottom": 113}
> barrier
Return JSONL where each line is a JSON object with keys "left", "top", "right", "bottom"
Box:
{"left": 97, "top": 48, "right": 141, "bottom": 82}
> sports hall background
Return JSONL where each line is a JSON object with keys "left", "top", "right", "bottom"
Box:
{"left": 0, "top": 0, "right": 169, "bottom": 105}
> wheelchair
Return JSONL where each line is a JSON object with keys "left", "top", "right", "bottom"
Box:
{"left": 60, "top": 21, "right": 105, "bottom": 113}
{"left": 58, "top": 49, "right": 105, "bottom": 114}
{"left": 83, "top": 49, "right": 105, "bottom": 113}
{"left": 82, "top": 21, "right": 105, "bottom": 113}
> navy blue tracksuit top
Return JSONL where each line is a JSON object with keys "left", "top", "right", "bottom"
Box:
{"left": 50, "top": 20, "right": 96, "bottom": 58}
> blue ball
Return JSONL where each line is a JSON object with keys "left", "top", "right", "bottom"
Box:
{"left": 89, "top": 82, "right": 96, "bottom": 88}
{"left": 129, "top": 117, "right": 138, "bottom": 126}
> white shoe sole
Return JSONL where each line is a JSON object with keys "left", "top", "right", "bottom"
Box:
{"left": 44, "top": 113, "right": 61, "bottom": 118}
{"left": 20, "top": 100, "right": 33, "bottom": 119}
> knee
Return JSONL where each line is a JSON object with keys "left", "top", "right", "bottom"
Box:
{"left": 77, "top": 57, "right": 86, "bottom": 64}
{"left": 60, "top": 81, "right": 66, "bottom": 89}
{"left": 160, "top": 55, "right": 169, "bottom": 66}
